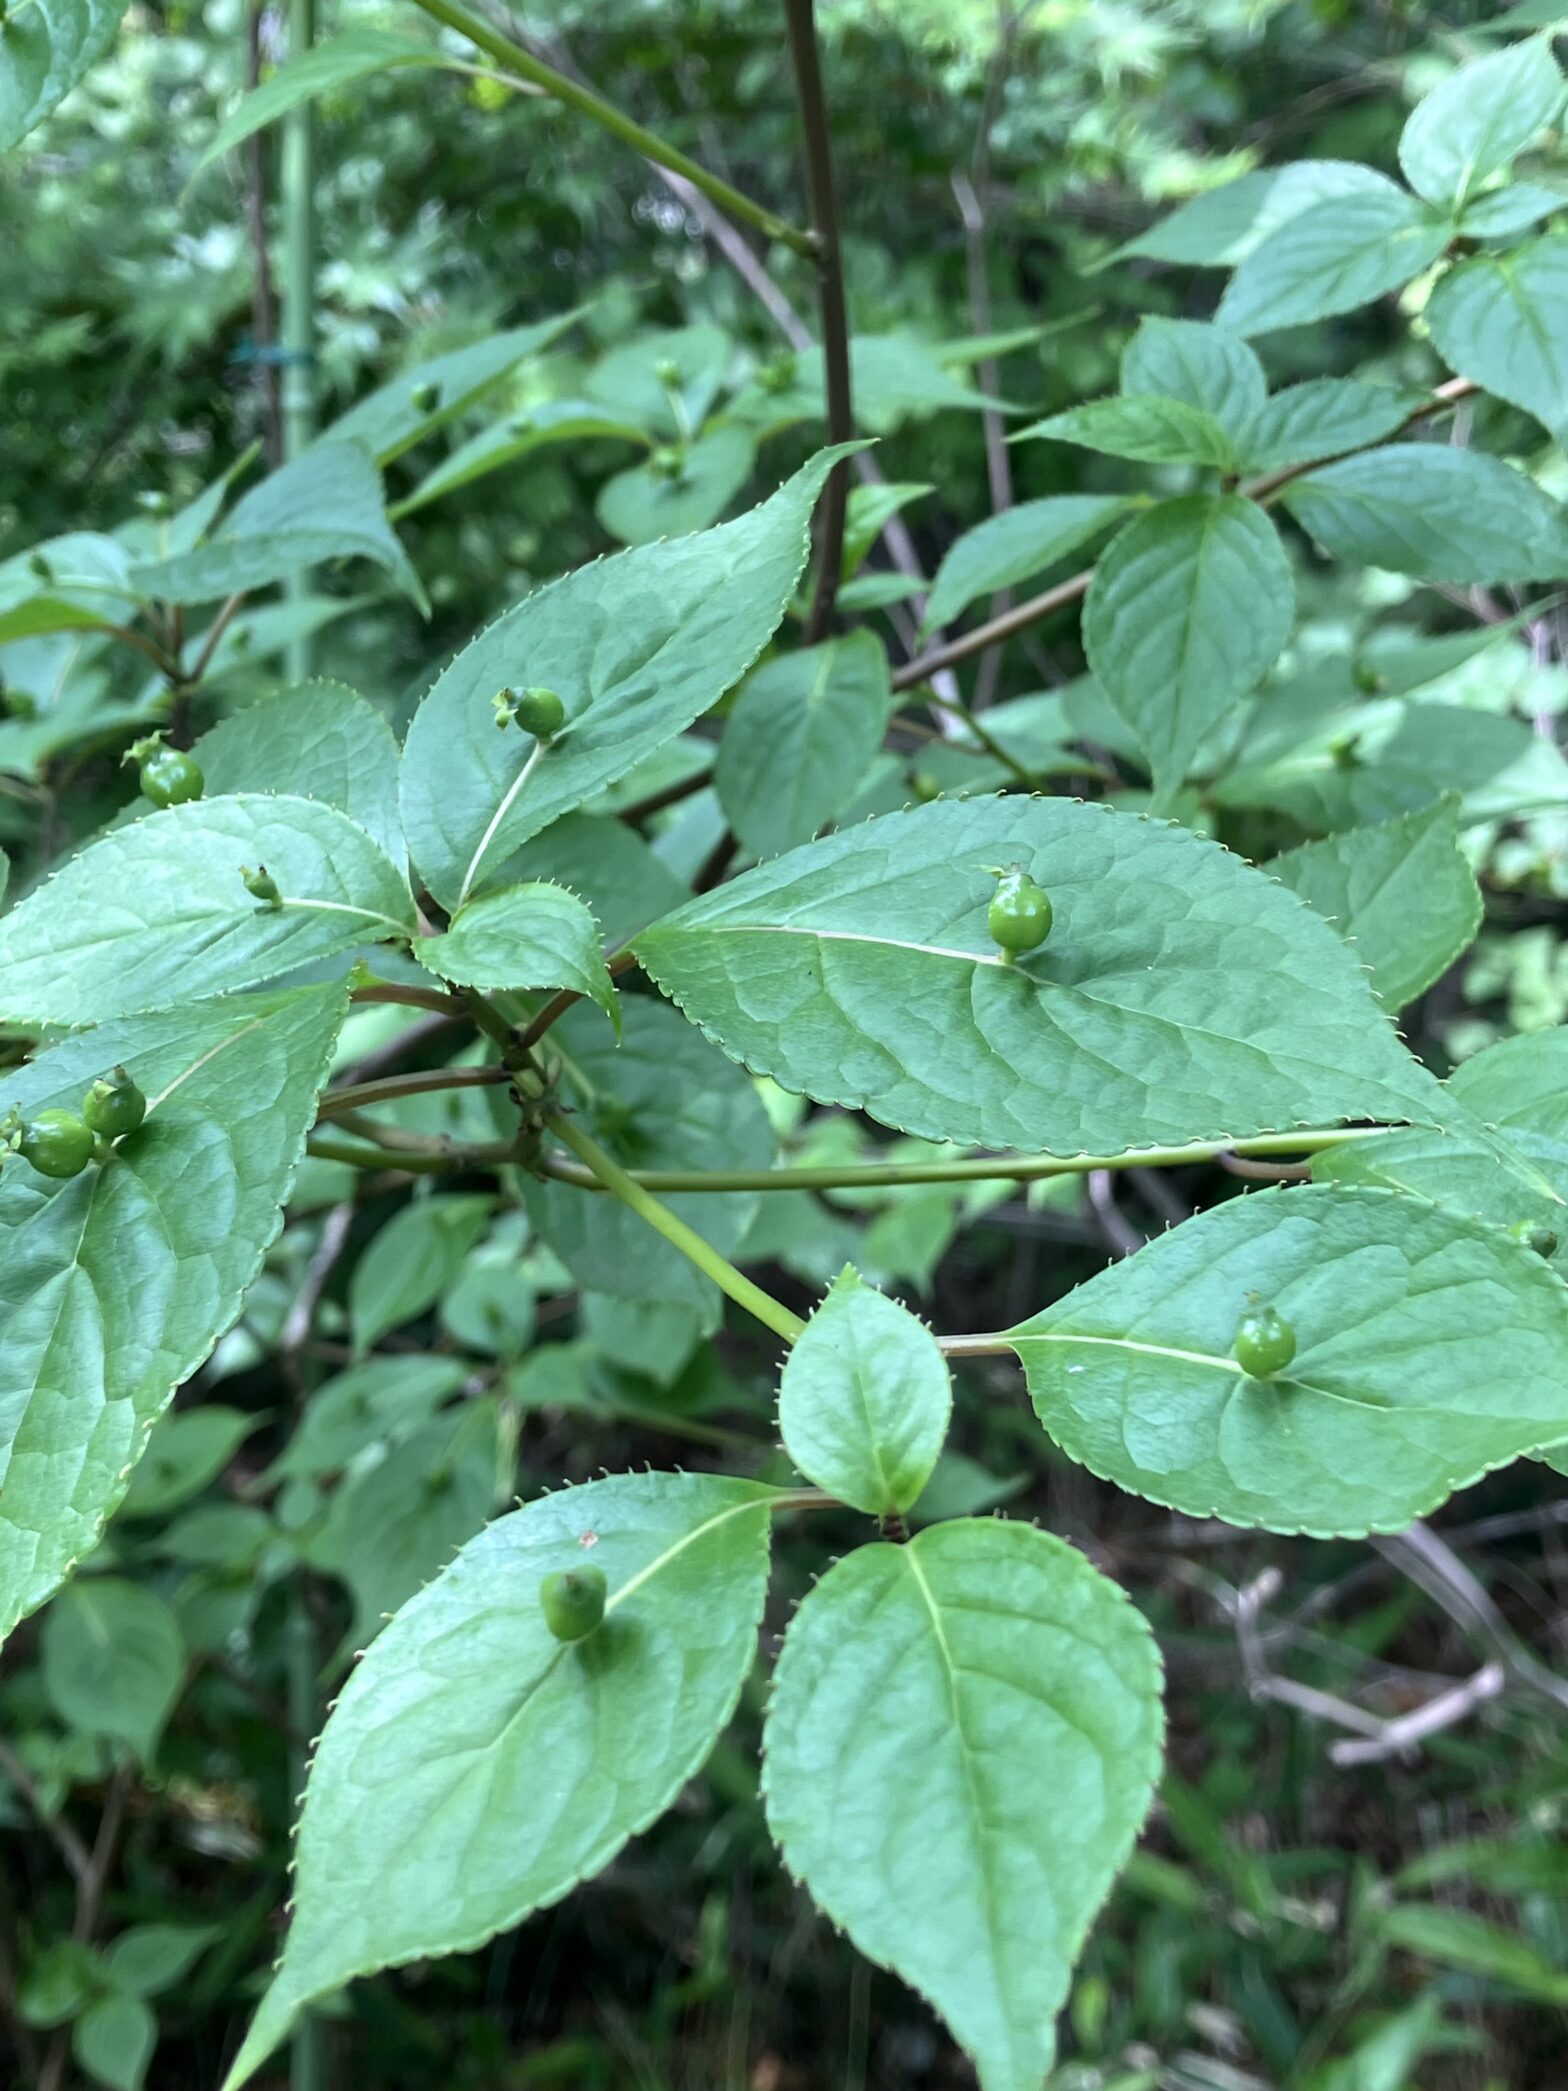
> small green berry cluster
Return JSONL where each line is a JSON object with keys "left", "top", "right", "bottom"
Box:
{"left": 492, "top": 686, "right": 567, "bottom": 741}
{"left": 2, "top": 1067, "right": 146, "bottom": 1182}
{"left": 123, "top": 733, "right": 203, "bottom": 809}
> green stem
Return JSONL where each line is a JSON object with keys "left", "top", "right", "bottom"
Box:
{"left": 315, "top": 1064, "right": 512, "bottom": 1121}
{"left": 925, "top": 691, "right": 1036, "bottom": 787}
{"left": 406, "top": 0, "right": 814, "bottom": 256}
{"left": 281, "top": 0, "right": 317, "bottom": 688}
{"left": 308, "top": 1131, "right": 515, "bottom": 1174}
{"left": 546, "top": 1111, "right": 807, "bottom": 1345}
{"left": 539, "top": 1124, "right": 1388, "bottom": 1195}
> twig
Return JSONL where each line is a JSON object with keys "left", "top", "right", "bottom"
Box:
{"left": 245, "top": 0, "right": 284, "bottom": 469}
{"left": 1087, "top": 1168, "right": 1143, "bottom": 1257}
{"left": 783, "top": 0, "right": 854, "bottom": 642}
{"left": 315, "top": 1064, "right": 511, "bottom": 1122}
{"left": 183, "top": 590, "right": 250, "bottom": 688}
{"left": 280, "top": 1201, "right": 353, "bottom": 1364}
{"left": 1329, "top": 1662, "right": 1507, "bottom": 1767}
{"left": 39, "top": 1766, "right": 133, "bottom": 2091}
{"left": 0, "top": 1738, "right": 93, "bottom": 1887}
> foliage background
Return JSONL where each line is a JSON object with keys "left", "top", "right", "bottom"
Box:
{"left": 4, "top": 2, "right": 1568, "bottom": 2088}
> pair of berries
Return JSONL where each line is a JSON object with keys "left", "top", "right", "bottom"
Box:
{"left": 5, "top": 1067, "right": 146, "bottom": 1182}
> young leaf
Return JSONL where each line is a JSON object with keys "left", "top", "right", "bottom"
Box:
{"left": 1018, "top": 395, "right": 1238, "bottom": 469}
{"left": 42, "top": 1579, "right": 183, "bottom": 1762}
{"left": 1114, "top": 160, "right": 1396, "bottom": 268}
{"left": 193, "top": 679, "right": 404, "bottom": 866}
{"left": 595, "top": 425, "right": 757, "bottom": 546}
{"left": 1459, "top": 181, "right": 1566, "bottom": 239}
{"left": 413, "top": 880, "right": 618, "bottom": 1031}
{"left": 189, "top": 30, "right": 452, "bottom": 184}
{"left": 497, "top": 812, "right": 690, "bottom": 947}
{"left": 1269, "top": 797, "right": 1483, "bottom": 1010}
{"left": 635, "top": 798, "right": 1441, "bottom": 1156}
{"left": 1398, "top": 35, "right": 1564, "bottom": 210}
{"left": 714, "top": 630, "right": 892, "bottom": 861}
{"left": 100, "top": 1924, "right": 218, "bottom": 1998}
{"left": 526, "top": 999, "right": 774, "bottom": 1312}
{"left": 762, "top": 1520, "right": 1164, "bottom": 2091}
{"left": 0, "top": 0, "right": 128, "bottom": 152}
{"left": 220, "top": 1472, "right": 778, "bottom": 2090}
{"left": 1009, "top": 1183, "right": 1568, "bottom": 1536}
{"left": 0, "top": 795, "right": 414, "bottom": 1028}
{"left": 72, "top": 1992, "right": 157, "bottom": 2091}
{"left": 922, "top": 495, "right": 1128, "bottom": 634}
{"left": 400, "top": 446, "right": 857, "bottom": 911}
{"left": 392, "top": 399, "right": 646, "bottom": 518}
{"left": 778, "top": 1268, "right": 951, "bottom": 1515}
{"left": 1120, "top": 317, "right": 1266, "bottom": 443}
{"left": 1282, "top": 444, "right": 1568, "bottom": 583}
{"left": 129, "top": 443, "right": 426, "bottom": 612}
{"left": 1426, "top": 236, "right": 1568, "bottom": 433}
{"left": 1082, "top": 494, "right": 1294, "bottom": 794}
{"left": 326, "top": 315, "right": 585, "bottom": 467}
{"left": 1217, "top": 178, "right": 1450, "bottom": 335}
{"left": 1236, "top": 378, "right": 1419, "bottom": 473}
{"left": 0, "top": 984, "right": 345, "bottom": 1638}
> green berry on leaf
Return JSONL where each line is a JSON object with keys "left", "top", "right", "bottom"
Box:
{"left": 910, "top": 771, "right": 941, "bottom": 804}
{"left": 513, "top": 686, "right": 565, "bottom": 740}
{"left": 649, "top": 445, "right": 686, "bottom": 483}
{"left": 17, "top": 1109, "right": 95, "bottom": 1180}
{"left": 1509, "top": 1219, "right": 1559, "bottom": 1259}
{"left": 125, "top": 735, "right": 203, "bottom": 809}
{"left": 243, "top": 865, "right": 283, "bottom": 908}
{"left": 411, "top": 379, "right": 441, "bottom": 414}
{"left": 539, "top": 1564, "right": 607, "bottom": 1642}
{"left": 987, "top": 866, "right": 1052, "bottom": 961}
{"left": 1234, "top": 1305, "right": 1296, "bottom": 1381}
{"left": 653, "top": 356, "right": 682, "bottom": 388}
{"left": 82, "top": 1066, "right": 146, "bottom": 1141}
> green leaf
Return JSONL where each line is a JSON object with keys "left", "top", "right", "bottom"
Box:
{"left": 349, "top": 1195, "right": 492, "bottom": 1355}
{"left": 42, "top": 1579, "right": 184, "bottom": 1761}
{"left": 635, "top": 798, "right": 1440, "bottom": 1155}
{"left": 400, "top": 446, "right": 857, "bottom": 912}
{"left": 221, "top": 1472, "right": 777, "bottom": 2091}
{"left": 778, "top": 1268, "right": 950, "bottom": 1515}
{"left": 1398, "top": 36, "right": 1564, "bottom": 209}
{"left": 526, "top": 999, "right": 774, "bottom": 1313}
{"left": 0, "top": 985, "right": 345, "bottom": 1636}
{"left": 193, "top": 679, "right": 404, "bottom": 866}
{"left": 414, "top": 880, "right": 618, "bottom": 1031}
{"left": 0, "top": 0, "right": 128, "bottom": 151}
{"left": 1115, "top": 161, "right": 1396, "bottom": 267}
{"left": 497, "top": 813, "right": 689, "bottom": 947}
{"left": 1378, "top": 1904, "right": 1568, "bottom": 2003}
{"left": 595, "top": 426, "right": 757, "bottom": 545}
{"left": 1009, "top": 1183, "right": 1568, "bottom": 1536}
{"left": 1314, "top": 1027, "right": 1568, "bottom": 1240}
{"left": 1235, "top": 379, "right": 1418, "bottom": 473}
{"left": 1120, "top": 317, "right": 1266, "bottom": 442}
{"left": 586, "top": 323, "right": 731, "bottom": 438}
{"left": 923, "top": 495, "right": 1128, "bottom": 634}
{"left": 129, "top": 443, "right": 426, "bottom": 613}
{"left": 714, "top": 631, "right": 892, "bottom": 861}
{"left": 1082, "top": 495, "right": 1294, "bottom": 794}
{"left": 120, "top": 1408, "right": 265, "bottom": 1519}
{"left": 1019, "top": 395, "right": 1238, "bottom": 469}
{"left": 1282, "top": 444, "right": 1568, "bottom": 583}
{"left": 73, "top": 1993, "right": 157, "bottom": 2091}
{"left": 1426, "top": 236, "right": 1568, "bottom": 433}
{"left": 0, "top": 795, "right": 413, "bottom": 1028}
{"left": 762, "top": 1520, "right": 1163, "bottom": 2091}
{"left": 190, "top": 31, "right": 449, "bottom": 185}
{"left": 1217, "top": 178, "right": 1451, "bottom": 335}
{"left": 309, "top": 1403, "right": 499, "bottom": 1645}
{"left": 1269, "top": 798, "right": 1482, "bottom": 1010}
{"left": 1459, "top": 181, "right": 1566, "bottom": 238}
{"left": 101, "top": 1924, "right": 218, "bottom": 1998}
{"left": 269, "top": 1356, "right": 471, "bottom": 1482}
{"left": 393, "top": 400, "right": 646, "bottom": 519}
{"left": 18, "top": 1941, "right": 101, "bottom": 2028}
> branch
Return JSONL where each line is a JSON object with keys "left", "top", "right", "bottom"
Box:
{"left": 890, "top": 375, "right": 1480, "bottom": 694}
{"left": 315, "top": 1064, "right": 512, "bottom": 1122}
{"left": 783, "top": 0, "right": 854, "bottom": 641}
{"left": 406, "top": 0, "right": 814, "bottom": 255}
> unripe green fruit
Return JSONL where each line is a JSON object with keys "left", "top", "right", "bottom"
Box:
{"left": 513, "top": 686, "right": 565, "bottom": 739}
{"left": 649, "top": 445, "right": 686, "bottom": 483}
{"left": 411, "top": 379, "right": 441, "bottom": 413}
{"left": 1509, "top": 1219, "right": 1559, "bottom": 1259}
{"left": 539, "top": 1564, "right": 607, "bottom": 1642}
{"left": 27, "top": 551, "right": 52, "bottom": 584}
{"left": 18, "top": 1109, "right": 95, "bottom": 1180}
{"left": 988, "top": 868, "right": 1052, "bottom": 959}
{"left": 135, "top": 490, "right": 171, "bottom": 517}
{"left": 910, "top": 771, "right": 941, "bottom": 804}
{"left": 653, "top": 356, "right": 682, "bottom": 387}
{"left": 1234, "top": 1305, "right": 1296, "bottom": 1380}
{"left": 138, "top": 747, "right": 204, "bottom": 809}
{"left": 758, "top": 355, "right": 795, "bottom": 394}
{"left": 83, "top": 1066, "right": 146, "bottom": 1140}
{"left": 243, "top": 865, "right": 283, "bottom": 907}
